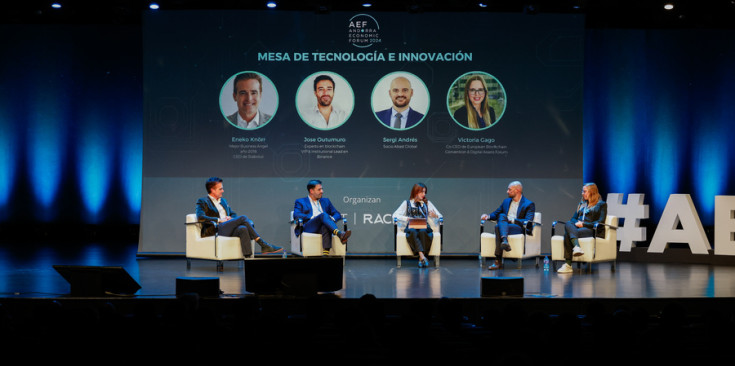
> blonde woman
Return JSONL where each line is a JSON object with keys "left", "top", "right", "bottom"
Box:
{"left": 557, "top": 183, "right": 607, "bottom": 273}
{"left": 452, "top": 75, "right": 496, "bottom": 129}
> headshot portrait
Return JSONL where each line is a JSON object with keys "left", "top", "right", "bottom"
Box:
{"left": 372, "top": 72, "right": 429, "bottom": 130}
{"left": 296, "top": 72, "right": 354, "bottom": 130}
{"left": 447, "top": 72, "right": 506, "bottom": 130}
{"left": 219, "top": 71, "right": 279, "bottom": 130}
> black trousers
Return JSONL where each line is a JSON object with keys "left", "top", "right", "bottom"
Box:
{"left": 405, "top": 227, "right": 433, "bottom": 255}
{"left": 562, "top": 221, "right": 594, "bottom": 261}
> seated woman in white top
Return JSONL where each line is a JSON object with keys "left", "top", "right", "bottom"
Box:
{"left": 392, "top": 182, "right": 442, "bottom": 267}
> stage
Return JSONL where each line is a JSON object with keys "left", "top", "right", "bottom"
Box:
{"left": 3, "top": 241, "right": 735, "bottom": 304}
{"left": 1, "top": 241, "right": 734, "bottom": 362}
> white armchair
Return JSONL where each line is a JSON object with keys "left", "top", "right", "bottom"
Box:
{"left": 394, "top": 217, "right": 443, "bottom": 267}
{"left": 550, "top": 215, "right": 618, "bottom": 273}
{"left": 289, "top": 211, "right": 347, "bottom": 257}
{"left": 479, "top": 212, "right": 542, "bottom": 268}
{"left": 185, "top": 213, "right": 254, "bottom": 271}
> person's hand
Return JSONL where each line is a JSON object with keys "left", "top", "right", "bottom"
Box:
{"left": 575, "top": 221, "right": 584, "bottom": 228}
{"left": 480, "top": 214, "right": 489, "bottom": 220}
{"left": 429, "top": 210, "right": 438, "bottom": 218}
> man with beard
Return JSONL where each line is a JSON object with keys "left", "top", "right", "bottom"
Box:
{"left": 293, "top": 179, "right": 351, "bottom": 256}
{"left": 481, "top": 181, "right": 536, "bottom": 270}
{"left": 226, "top": 72, "right": 272, "bottom": 129}
{"left": 375, "top": 76, "right": 425, "bottom": 129}
{"left": 303, "top": 74, "right": 347, "bottom": 130}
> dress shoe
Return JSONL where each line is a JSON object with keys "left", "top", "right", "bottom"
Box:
{"left": 260, "top": 242, "right": 284, "bottom": 253}
{"left": 501, "top": 238, "right": 511, "bottom": 252}
{"left": 488, "top": 260, "right": 503, "bottom": 270}
{"left": 338, "top": 230, "right": 352, "bottom": 243}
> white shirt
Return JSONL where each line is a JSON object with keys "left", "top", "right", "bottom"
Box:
{"left": 508, "top": 197, "right": 520, "bottom": 221}
{"left": 236, "top": 110, "right": 263, "bottom": 129}
{"left": 208, "top": 194, "right": 227, "bottom": 219}
{"left": 309, "top": 198, "right": 323, "bottom": 219}
{"left": 304, "top": 104, "right": 347, "bottom": 129}
{"left": 392, "top": 199, "right": 442, "bottom": 231}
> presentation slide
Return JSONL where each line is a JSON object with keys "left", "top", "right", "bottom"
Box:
{"left": 139, "top": 10, "right": 585, "bottom": 255}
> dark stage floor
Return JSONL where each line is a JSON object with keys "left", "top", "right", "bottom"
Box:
{"left": 2, "top": 241, "right": 735, "bottom": 363}
{"left": 3, "top": 241, "right": 735, "bottom": 302}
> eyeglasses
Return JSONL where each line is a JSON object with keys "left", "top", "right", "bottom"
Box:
{"left": 468, "top": 88, "right": 486, "bottom": 95}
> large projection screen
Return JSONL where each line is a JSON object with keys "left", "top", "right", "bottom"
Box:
{"left": 139, "top": 10, "right": 585, "bottom": 255}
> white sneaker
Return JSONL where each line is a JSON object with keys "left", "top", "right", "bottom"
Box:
{"left": 557, "top": 263, "right": 573, "bottom": 273}
{"left": 573, "top": 246, "right": 584, "bottom": 256}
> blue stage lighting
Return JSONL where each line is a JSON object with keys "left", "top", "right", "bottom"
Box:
{"left": 149, "top": 3, "right": 160, "bottom": 10}
{"left": 0, "top": 106, "right": 17, "bottom": 209}
{"left": 119, "top": 112, "right": 143, "bottom": 221}
{"left": 266, "top": 1, "right": 276, "bottom": 8}
{"left": 28, "top": 102, "right": 66, "bottom": 217}
{"left": 77, "top": 111, "right": 112, "bottom": 222}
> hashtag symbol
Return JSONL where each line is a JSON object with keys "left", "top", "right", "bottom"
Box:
{"left": 607, "top": 193, "right": 649, "bottom": 252}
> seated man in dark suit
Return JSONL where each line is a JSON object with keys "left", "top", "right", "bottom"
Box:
{"left": 293, "top": 179, "right": 351, "bottom": 256}
{"left": 375, "top": 76, "right": 425, "bottom": 129}
{"left": 196, "top": 177, "right": 282, "bottom": 257}
{"left": 481, "top": 181, "right": 536, "bottom": 270}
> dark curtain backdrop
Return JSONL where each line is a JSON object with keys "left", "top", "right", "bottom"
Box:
{"left": 1, "top": 21, "right": 733, "bottom": 241}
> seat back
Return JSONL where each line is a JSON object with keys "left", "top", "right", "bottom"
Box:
{"left": 186, "top": 213, "right": 202, "bottom": 243}
{"left": 605, "top": 215, "right": 618, "bottom": 241}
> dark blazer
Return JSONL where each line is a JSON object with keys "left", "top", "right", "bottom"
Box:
{"left": 487, "top": 196, "right": 536, "bottom": 234}
{"left": 452, "top": 105, "right": 496, "bottom": 128}
{"left": 195, "top": 196, "right": 243, "bottom": 237}
{"left": 293, "top": 197, "right": 343, "bottom": 223}
{"left": 376, "top": 107, "right": 424, "bottom": 129}
{"left": 571, "top": 200, "right": 607, "bottom": 229}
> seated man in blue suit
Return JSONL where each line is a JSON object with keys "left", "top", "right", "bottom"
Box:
{"left": 293, "top": 179, "right": 351, "bottom": 255}
{"left": 375, "top": 76, "right": 425, "bottom": 129}
{"left": 481, "top": 181, "right": 536, "bottom": 270}
{"left": 196, "top": 177, "right": 282, "bottom": 257}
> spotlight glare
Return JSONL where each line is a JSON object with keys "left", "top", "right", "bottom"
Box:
{"left": 362, "top": 3, "right": 372, "bottom": 7}
{"left": 664, "top": 3, "right": 674, "bottom": 10}
{"left": 149, "top": 3, "right": 160, "bottom": 10}
{"left": 51, "top": 3, "right": 61, "bottom": 9}
{"left": 266, "top": 1, "right": 277, "bottom": 8}
{"left": 478, "top": 3, "right": 487, "bottom": 8}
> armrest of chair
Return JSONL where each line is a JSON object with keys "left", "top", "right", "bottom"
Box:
{"left": 551, "top": 220, "right": 566, "bottom": 236}
{"left": 480, "top": 217, "right": 497, "bottom": 234}
{"left": 593, "top": 222, "right": 617, "bottom": 238}
{"left": 188, "top": 219, "right": 220, "bottom": 237}
{"left": 294, "top": 217, "right": 304, "bottom": 236}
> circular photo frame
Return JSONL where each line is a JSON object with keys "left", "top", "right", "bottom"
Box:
{"left": 219, "top": 71, "right": 279, "bottom": 130}
{"left": 296, "top": 71, "right": 355, "bottom": 131}
{"left": 371, "top": 71, "right": 429, "bottom": 131}
{"left": 447, "top": 71, "right": 507, "bottom": 130}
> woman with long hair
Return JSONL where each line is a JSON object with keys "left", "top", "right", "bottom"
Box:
{"left": 452, "top": 75, "right": 496, "bottom": 129}
{"left": 557, "top": 183, "right": 607, "bottom": 273}
{"left": 392, "top": 183, "right": 442, "bottom": 267}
